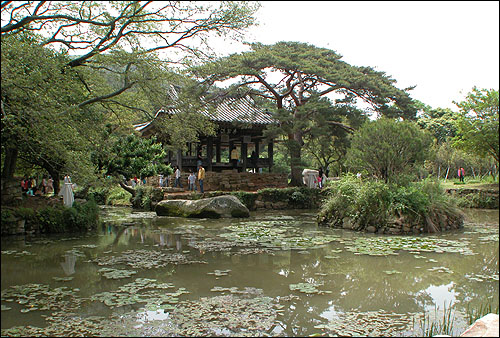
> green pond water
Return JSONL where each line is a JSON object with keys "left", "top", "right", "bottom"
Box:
{"left": 1, "top": 207, "right": 498, "bottom": 337}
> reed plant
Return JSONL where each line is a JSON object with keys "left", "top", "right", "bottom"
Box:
{"left": 414, "top": 301, "right": 456, "bottom": 337}
{"left": 466, "top": 301, "right": 499, "bottom": 325}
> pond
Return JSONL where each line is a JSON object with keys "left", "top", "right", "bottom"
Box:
{"left": 1, "top": 207, "right": 498, "bottom": 337}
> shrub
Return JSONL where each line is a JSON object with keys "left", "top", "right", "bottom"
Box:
{"left": 132, "top": 186, "right": 163, "bottom": 210}
{"left": 231, "top": 191, "right": 259, "bottom": 210}
{"left": 318, "top": 176, "right": 463, "bottom": 232}
{"left": 106, "top": 186, "right": 132, "bottom": 206}
{"left": 87, "top": 187, "right": 109, "bottom": 205}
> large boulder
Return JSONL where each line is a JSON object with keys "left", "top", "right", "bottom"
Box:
{"left": 155, "top": 195, "right": 250, "bottom": 218}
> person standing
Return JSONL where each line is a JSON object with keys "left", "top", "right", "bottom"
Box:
{"left": 47, "top": 176, "right": 54, "bottom": 195}
{"left": 318, "top": 168, "right": 324, "bottom": 188}
{"left": 59, "top": 174, "right": 74, "bottom": 207}
{"left": 159, "top": 174, "right": 164, "bottom": 188}
{"left": 230, "top": 147, "right": 239, "bottom": 171}
{"left": 174, "top": 166, "right": 182, "bottom": 188}
{"left": 458, "top": 167, "right": 465, "bottom": 182}
{"left": 42, "top": 177, "right": 48, "bottom": 194}
{"left": 197, "top": 165, "right": 206, "bottom": 193}
{"left": 188, "top": 171, "right": 196, "bottom": 191}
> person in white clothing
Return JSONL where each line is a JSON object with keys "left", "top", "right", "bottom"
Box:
{"left": 58, "top": 174, "right": 74, "bottom": 207}
{"left": 174, "top": 166, "right": 182, "bottom": 188}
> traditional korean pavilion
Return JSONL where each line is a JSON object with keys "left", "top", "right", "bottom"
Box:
{"left": 134, "top": 87, "right": 278, "bottom": 173}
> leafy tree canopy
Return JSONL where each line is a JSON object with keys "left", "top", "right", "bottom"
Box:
{"left": 191, "top": 41, "right": 418, "bottom": 185}
{"left": 451, "top": 87, "right": 499, "bottom": 164}
{"left": 346, "top": 118, "right": 432, "bottom": 183}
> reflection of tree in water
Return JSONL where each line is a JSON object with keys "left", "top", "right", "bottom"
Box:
{"left": 448, "top": 242, "right": 499, "bottom": 312}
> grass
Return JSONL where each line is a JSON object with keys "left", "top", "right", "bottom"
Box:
{"left": 414, "top": 301, "right": 456, "bottom": 337}
{"left": 466, "top": 302, "right": 499, "bottom": 325}
{"left": 439, "top": 177, "right": 499, "bottom": 191}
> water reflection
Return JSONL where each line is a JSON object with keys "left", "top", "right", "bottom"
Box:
{"left": 1, "top": 207, "right": 498, "bottom": 337}
{"left": 60, "top": 252, "right": 76, "bottom": 275}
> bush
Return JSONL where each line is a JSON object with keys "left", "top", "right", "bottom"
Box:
{"left": 86, "top": 187, "right": 109, "bottom": 205}
{"left": 132, "top": 186, "right": 163, "bottom": 210}
{"left": 258, "top": 187, "right": 321, "bottom": 209}
{"left": 318, "top": 175, "right": 463, "bottom": 232}
{"left": 231, "top": 191, "right": 259, "bottom": 210}
{"left": 106, "top": 186, "right": 132, "bottom": 206}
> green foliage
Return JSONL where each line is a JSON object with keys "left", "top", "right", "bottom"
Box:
{"left": 318, "top": 175, "right": 461, "bottom": 231}
{"left": 191, "top": 41, "right": 418, "bottom": 185}
{"left": 36, "top": 200, "right": 99, "bottom": 233}
{"left": 416, "top": 102, "right": 459, "bottom": 144}
{"left": 2, "top": 200, "right": 99, "bottom": 234}
{"left": 452, "top": 87, "right": 499, "bottom": 164}
{"left": 105, "top": 134, "right": 172, "bottom": 180}
{"left": 230, "top": 191, "right": 259, "bottom": 210}
{"left": 106, "top": 187, "right": 132, "bottom": 206}
{"left": 132, "top": 186, "right": 164, "bottom": 210}
{"left": 456, "top": 192, "right": 499, "bottom": 209}
{"left": 258, "top": 187, "right": 320, "bottom": 209}
{"left": 87, "top": 187, "right": 110, "bottom": 205}
{"left": 346, "top": 118, "right": 432, "bottom": 183}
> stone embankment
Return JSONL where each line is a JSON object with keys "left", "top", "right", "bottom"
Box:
{"left": 152, "top": 171, "right": 288, "bottom": 192}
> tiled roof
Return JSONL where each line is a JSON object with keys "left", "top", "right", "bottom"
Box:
{"left": 134, "top": 88, "right": 276, "bottom": 133}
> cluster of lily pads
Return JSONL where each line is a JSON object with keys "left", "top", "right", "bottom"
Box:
{"left": 1, "top": 283, "right": 83, "bottom": 314}
{"left": 91, "top": 277, "right": 189, "bottom": 310}
{"left": 289, "top": 282, "right": 332, "bottom": 295}
{"left": 218, "top": 221, "right": 340, "bottom": 251}
{"left": 313, "top": 310, "right": 418, "bottom": 337}
{"left": 341, "top": 236, "right": 476, "bottom": 256}
{"left": 92, "top": 248, "right": 207, "bottom": 269}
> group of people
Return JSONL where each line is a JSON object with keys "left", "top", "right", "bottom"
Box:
{"left": 315, "top": 168, "right": 328, "bottom": 189}
{"left": 21, "top": 174, "right": 74, "bottom": 207}
{"left": 171, "top": 165, "right": 206, "bottom": 193}
{"left": 21, "top": 176, "right": 54, "bottom": 196}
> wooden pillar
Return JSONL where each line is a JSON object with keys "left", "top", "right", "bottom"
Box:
{"left": 229, "top": 141, "right": 234, "bottom": 162}
{"left": 241, "top": 139, "right": 248, "bottom": 172}
{"left": 254, "top": 140, "right": 260, "bottom": 172}
{"left": 207, "top": 136, "right": 213, "bottom": 171}
{"left": 216, "top": 139, "right": 221, "bottom": 163}
{"left": 268, "top": 141, "right": 273, "bottom": 172}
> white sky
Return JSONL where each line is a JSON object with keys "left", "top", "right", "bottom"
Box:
{"left": 216, "top": 1, "right": 499, "bottom": 111}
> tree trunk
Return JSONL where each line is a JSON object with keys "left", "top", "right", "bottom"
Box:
{"left": 288, "top": 132, "right": 304, "bottom": 187}
{"left": 48, "top": 170, "right": 61, "bottom": 196}
{"left": 119, "top": 181, "right": 136, "bottom": 197}
{"left": 1, "top": 146, "right": 18, "bottom": 180}
{"left": 444, "top": 166, "right": 450, "bottom": 181}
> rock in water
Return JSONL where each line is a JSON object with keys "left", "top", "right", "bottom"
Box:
{"left": 155, "top": 195, "right": 250, "bottom": 218}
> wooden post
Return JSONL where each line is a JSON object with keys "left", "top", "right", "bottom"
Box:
{"left": 207, "top": 136, "right": 213, "bottom": 171}
{"left": 254, "top": 140, "right": 260, "bottom": 172}
{"left": 229, "top": 141, "right": 234, "bottom": 162}
{"left": 241, "top": 139, "right": 248, "bottom": 172}
{"left": 216, "top": 139, "right": 221, "bottom": 163}
{"left": 268, "top": 141, "right": 273, "bottom": 172}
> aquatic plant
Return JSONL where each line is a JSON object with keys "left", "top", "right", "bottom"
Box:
{"left": 414, "top": 301, "right": 457, "bottom": 337}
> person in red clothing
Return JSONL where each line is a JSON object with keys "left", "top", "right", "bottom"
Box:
{"left": 458, "top": 167, "right": 465, "bottom": 182}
